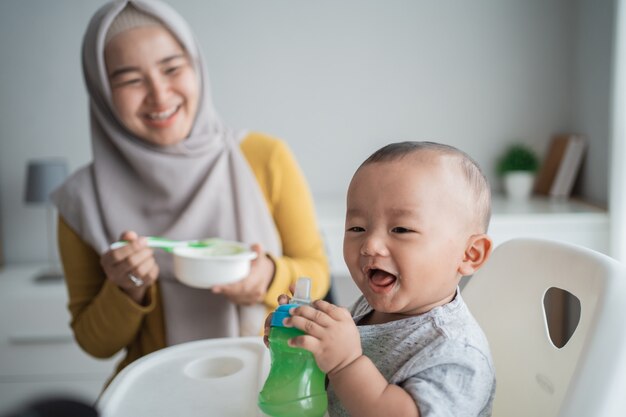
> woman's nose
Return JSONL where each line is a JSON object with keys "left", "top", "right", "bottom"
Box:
{"left": 146, "top": 75, "right": 170, "bottom": 104}
{"left": 360, "top": 234, "right": 389, "bottom": 257}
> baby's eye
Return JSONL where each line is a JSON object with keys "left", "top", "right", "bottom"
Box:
{"left": 346, "top": 226, "right": 365, "bottom": 232}
{"left": 391, "top": 227, "right": 413, "bottom": 233}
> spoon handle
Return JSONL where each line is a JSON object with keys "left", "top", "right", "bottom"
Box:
{"left": 109, "top": 236, "right": 220, "bottom": 252}
{"left": 109, "top": 237, "right": 180, "bottom": 251}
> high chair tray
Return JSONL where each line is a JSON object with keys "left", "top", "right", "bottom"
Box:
{"left": 97, "top": 336, "right": 271, "bottom": 417}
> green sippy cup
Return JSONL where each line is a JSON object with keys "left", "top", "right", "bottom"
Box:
{"left": 258, "top": 277, "right": 328, "bottom": 417}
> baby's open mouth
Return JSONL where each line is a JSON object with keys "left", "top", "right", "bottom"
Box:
{"left": 367, "top": 268, "right": 397, "bottom": 293}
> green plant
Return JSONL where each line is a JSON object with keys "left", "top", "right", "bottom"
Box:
{"left": 496, "top": 143, "right": 539, "bottom": 176}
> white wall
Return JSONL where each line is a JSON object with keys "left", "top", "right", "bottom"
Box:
{"left": 0, "top": 0, "right": 611, "bottom": 263}
{"left": 572, "top": 0, "right": 615, "bottom": 205}
{"left": 610, "top": 0, "right": 626, "bottom": 262}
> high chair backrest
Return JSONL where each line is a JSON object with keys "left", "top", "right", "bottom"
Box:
{"left": 462, "top": 238, "right": 626, "bottom": 417}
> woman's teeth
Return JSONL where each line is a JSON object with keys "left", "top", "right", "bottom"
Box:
{"left": 147, "top": 106, "right": 178, "bottom": 120}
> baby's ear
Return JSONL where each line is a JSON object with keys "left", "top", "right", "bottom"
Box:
{"left": 458, "top": 234, "right": 492, "bottom": 276}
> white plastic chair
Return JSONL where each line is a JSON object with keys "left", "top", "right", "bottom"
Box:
{"left": 462, "top": 238, "right": 626, "bottom": 417}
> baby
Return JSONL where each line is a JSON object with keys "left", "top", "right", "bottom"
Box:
{"left": 280, "top": 141, "right": 495, "bottom": 416}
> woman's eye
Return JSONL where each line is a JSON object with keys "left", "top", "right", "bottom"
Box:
{"left": 164, "top": 66, "right": 181, "bottom": 75}
{"left": 391, "top": 227, "right": 412, "bottom": 233}
{"left": 113, "top": 78, "right": 142, "bottom": 88}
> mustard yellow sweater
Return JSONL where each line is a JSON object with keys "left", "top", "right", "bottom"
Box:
{"left": 58, "top": 132, "right": 330, "bottom": 376}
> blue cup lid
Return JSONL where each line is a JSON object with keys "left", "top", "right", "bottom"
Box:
{"left": 271, "top": 303, "right": 300, "bottom": 327}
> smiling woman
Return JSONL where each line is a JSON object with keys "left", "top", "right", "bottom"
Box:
{"left": 49, "top": 0, "right": 329, "bottom": 383}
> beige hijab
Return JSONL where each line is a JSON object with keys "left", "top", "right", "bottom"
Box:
{"left": 52, "top": 0, "right": 281, "bottom": 343}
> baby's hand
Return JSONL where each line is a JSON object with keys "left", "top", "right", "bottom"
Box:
{"left": 285, "top": 300, "right": 362, "bottom": 376}
{"left": 263, "top": 293, "right": 291, "bottom": 347}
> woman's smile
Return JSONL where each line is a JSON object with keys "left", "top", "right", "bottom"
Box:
{"left": 145, "top": 104, "right": 179, "bottom": 120}
{"left": 143, "top": 104, "right": 181, "bottom": 127}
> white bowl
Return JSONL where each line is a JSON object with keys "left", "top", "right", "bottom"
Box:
{"left": 172, "top": 241, "right": 257, "bottom": 288}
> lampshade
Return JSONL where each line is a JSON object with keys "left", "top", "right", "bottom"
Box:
{"left": 24, "top": 159, "right": 68, "bottom": 204}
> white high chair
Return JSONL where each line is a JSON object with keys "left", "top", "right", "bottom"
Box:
{"left": 462, "top": 238, "right": 626, "bottom": 417}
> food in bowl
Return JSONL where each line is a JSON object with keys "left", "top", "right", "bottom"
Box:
{"left": 172, "top": 240, "right": 257, "bottom": 288}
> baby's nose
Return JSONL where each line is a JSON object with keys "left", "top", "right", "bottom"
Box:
{"left": 360, "top": 235, "right": 390, "bottom": 257}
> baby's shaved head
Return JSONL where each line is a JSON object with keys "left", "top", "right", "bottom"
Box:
{"left": 359, "top": 141, "right": 492, "bottom": 232}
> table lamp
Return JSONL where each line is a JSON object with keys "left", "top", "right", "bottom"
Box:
{"left": 24, "top": 159, "right": 68, "bottom": 282}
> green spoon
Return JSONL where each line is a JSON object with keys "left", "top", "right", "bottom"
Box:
{"left": 109, "top": 236, "right": 221, "bottom": 253}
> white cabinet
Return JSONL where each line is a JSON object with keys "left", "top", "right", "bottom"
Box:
{"left": 0, "top": 264, "right": 121, "bottom": 414}
{"left": 316, "top": 195, "right": 610, "bottom": 306}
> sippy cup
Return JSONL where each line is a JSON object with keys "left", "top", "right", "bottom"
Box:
{"left": 258, "top": 277, "right": 328, "bottom": 417}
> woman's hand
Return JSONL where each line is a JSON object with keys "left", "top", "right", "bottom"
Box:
{"left": 100, "top": 231, "right": 159, "bottom": 304}
{"left": 285, "top": 299, "right": 362, "bottom": 376}
{"left": 211, "top": 243, "right": 275, "bottom": 305}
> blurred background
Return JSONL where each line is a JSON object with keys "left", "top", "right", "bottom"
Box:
{"left": 0, "top": 0, "right": 622, "bottom": 412}
{"left": 0, "top": 0, "right": 615, "bottom": 264}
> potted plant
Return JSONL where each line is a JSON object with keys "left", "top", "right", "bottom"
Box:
{"left": 496, "top": 143, "right": 540, "bottom": 200}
